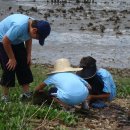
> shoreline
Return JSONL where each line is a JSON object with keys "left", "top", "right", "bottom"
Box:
{"left": 32, "top": 63, "right": 130, "bottom": 77}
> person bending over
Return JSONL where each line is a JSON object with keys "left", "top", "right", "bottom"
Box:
{"left": 34, "top": 58, "right": 89, "bottom": 110}
{"left": 77, "top": 56, "right": 116, "bottom": 108}
{"left": 0, "top": 14, "right": 51, "bottom": 102}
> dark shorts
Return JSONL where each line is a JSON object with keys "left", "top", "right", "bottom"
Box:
{"left": 48, "top": 87, "right": 58, "bottom": 96}
{"left": 0, "top": 43, "right": 33, "bottom": 87}
{"left": 32, "top": 87, "right": 58, "bottom": 105}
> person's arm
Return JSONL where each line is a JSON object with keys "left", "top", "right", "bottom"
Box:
{"left": 25, "top": 39, "right": 32, "bottom": 66}
{"left": 35, "top": 82, "right": 47, "bottom": 91}
{"left": 88, "top": 93, "right": 110, "bottom": 101}
{"left": 2, "top": 36, "right": 16, "bottom": 70}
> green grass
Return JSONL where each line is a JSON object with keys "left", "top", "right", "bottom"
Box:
{"left": 0, "top": 64, "right": 130, "bottom": 130}
{"left": 0, "top": 64, "right": 78, "bottom": 130}
{"left": 114, "top": 76, "right": 130, "bottom": 98}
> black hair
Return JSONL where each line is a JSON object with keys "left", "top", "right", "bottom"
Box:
{"left": 31, "top": 20, "right": 38, "bottom": 28}
{"left": 80, "top": 56, "right": 96, "bottom": 69}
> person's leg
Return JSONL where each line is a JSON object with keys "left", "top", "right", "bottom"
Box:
{"left": 1, "top": 87, "right": 10, "bottom": 102}
{"left": 13, "top": 43, "right": 33, "bottom": 100}
{"left": 52, "top": 97, "right": 72, "bottom": 109}
{"left": 2, "top": 86, "right": 9, "bottom": 96}
{"left": 81, "top": 100, "right": 89, "bottom": 110}
{"left": 0, "top": 43, "right": 15, "bottom": 102}
{"left": 22, "top": 84, "right": 30, "bottom": 93}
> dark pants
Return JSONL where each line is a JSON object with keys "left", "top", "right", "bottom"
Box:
{"left": 32, "top": 87, "right": 58, "bottom": 105}
{"left": 48, "top": 87, "right": 58, "bottom": 96}
{"left": 0, "top": 43, "right": 33, "bottom": 87}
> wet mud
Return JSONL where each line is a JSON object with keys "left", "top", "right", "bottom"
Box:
{"left": 0, "top": 0, "right": 130, "bottom": 69}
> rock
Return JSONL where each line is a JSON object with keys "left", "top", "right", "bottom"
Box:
{"left": 30, "top": 7, "right": 38, "bottom": 12}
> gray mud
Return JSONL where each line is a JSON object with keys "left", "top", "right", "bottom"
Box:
{"left": 0, "top": 0, "right": 130, "bottom": 68}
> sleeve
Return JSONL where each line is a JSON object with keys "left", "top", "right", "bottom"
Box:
{"left": 97, "top": 69, "right": 110, "bottom": 93}
{"left": 5, "top": 25, "right": 22, "bottom": 43}
{"left": 102, "top": 77, "right": 111, "bottom": 93}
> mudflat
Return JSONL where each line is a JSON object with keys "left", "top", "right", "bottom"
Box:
{"left": 0, "top": 0, "right": 130, "bottom": 69}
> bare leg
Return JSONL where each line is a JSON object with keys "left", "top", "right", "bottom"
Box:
{"left": 53, "top": 97, "right": 71, "bottom": 109}
{"left": 20, "top": 84, "right": 32, "bottom": 101}
{"left": 2, "top": 86, "right": 9, "bottom": 96}
{"left": 81, "top": 100, "right": 89, "bottom": 110}
{"left": 22, "top": 84, "right": 30, "bottom": 93}
{"left": 1, "top": 86, "right": 10, "bottom": 102}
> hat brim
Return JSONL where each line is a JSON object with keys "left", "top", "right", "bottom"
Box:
{"left": 77, "top": 66, "right": 97, "bottom": 79}
{"left": 48, "top": 67, "right": 82, "bottom": 74}
{"left": 39, "top": 37, "right": 45, "bottom": 46}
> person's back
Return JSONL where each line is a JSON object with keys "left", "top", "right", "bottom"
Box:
{"left": 44, "top": 72, "right": 88, "bottom": 106}
{"left": 0, "top": 14, "right": 29, "bottom": 27}
{"left": 97, "top": 68, "right": 116, "bottom": 101}
{"left": 0, "top": 14, "right": 30, "bottom": 44}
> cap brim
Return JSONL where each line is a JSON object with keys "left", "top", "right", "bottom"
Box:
{"left": 39, "top": 37, "right": 45, "bottom": 46}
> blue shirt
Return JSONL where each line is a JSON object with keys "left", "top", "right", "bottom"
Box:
{"left": 0, "top": 14, "right": 31, "bottom": 45}
{"left": 44, "top": 72, "right": 89, "bottom": 106}
{"left": 97, "top": 68, "right": 116, "bottom": 101}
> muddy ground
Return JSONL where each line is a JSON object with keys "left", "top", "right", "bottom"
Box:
{"left": 0, "top": 0, "right": 130, "bottom": 68}
{"left": 0, "top": 0, "right": 130, "bottom": 130}
{"left": 29, "top": 98, "right": 130, "bottom": 130}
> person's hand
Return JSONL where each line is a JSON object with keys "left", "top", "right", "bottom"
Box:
{"left": 87, "top": 95, "right": 93, "bottom": 101}
{"left": 6, "top": 58, "right": 17, "bottom": 70}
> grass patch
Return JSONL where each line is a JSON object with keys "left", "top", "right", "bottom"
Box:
{"left": 0, "top": 64, "right": 78, "bottom": 130}
{"left": 115, "top": 76, "right": 130, "bottom": 98}
{"left": 0, "top": 64, "right": 129, "bottom": 129}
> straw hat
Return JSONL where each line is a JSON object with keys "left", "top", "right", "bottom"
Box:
{"left": 48, "top": 58, "right": 82, "bottom": 74}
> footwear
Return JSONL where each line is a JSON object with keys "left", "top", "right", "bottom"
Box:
{"left": 91, "top": 100, "right": 108, "bottom": 108}
{"left": 20, "top": 92, "right": 33, "bottom": 102}
{"left": 1, "top": 95, "right": 10, "bottom": 103}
